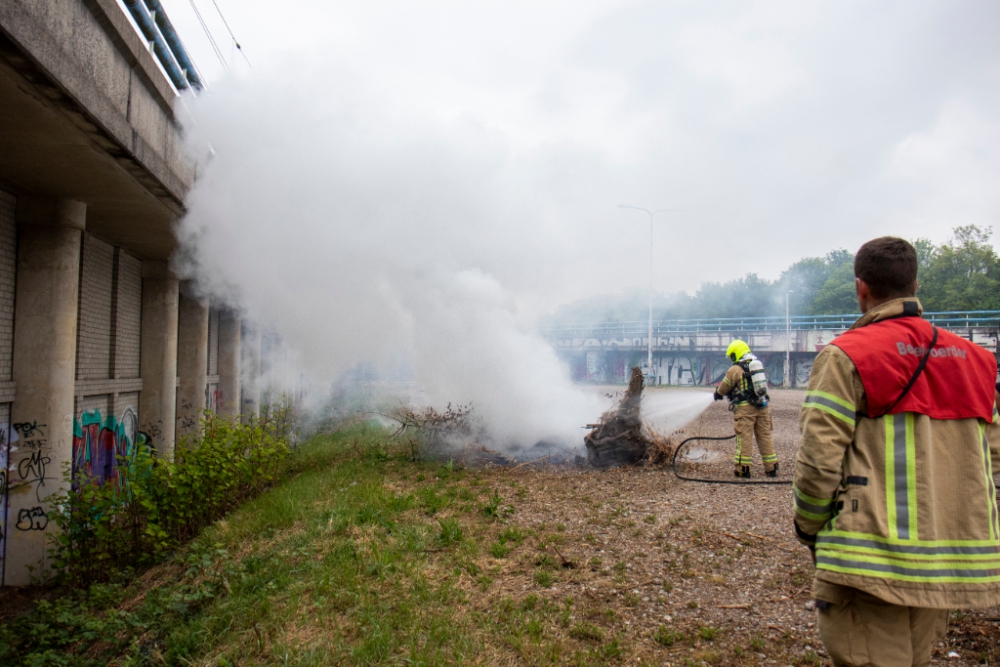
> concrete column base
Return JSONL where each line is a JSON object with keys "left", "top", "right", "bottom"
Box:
{"left": 176, "top": 282, "right": 208, "bottom": 439}
{"left": 217, "top": 309, "right": 241, "bottom": 418}
{"left": 5, "top": 197, "right": 84, "bottom": 586}
{"left": 240, "top": 323, "right": 261, "bottom": 423}
{"left": 138, "top": 261, "right": 179, "bottom": 458}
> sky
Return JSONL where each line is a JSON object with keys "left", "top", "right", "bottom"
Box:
{"left": 136, "top": 0, "right": 1000, "bottom": 446}
{"left": 151, "top": 0, "right": 1000, "bottom": 302}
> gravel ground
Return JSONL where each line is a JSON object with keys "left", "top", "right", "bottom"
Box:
{"left": 1, "top": 388, "right": 996, "bottom": 665}
{"left": 477, "top": 388, "right": 1000, "bottom": 666}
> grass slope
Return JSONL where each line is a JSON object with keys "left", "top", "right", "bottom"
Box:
{"left": 5, "top": 422, "right": 996, "bottom": 666}
{"left": 1, "top": 425, "right": 636, "bottom": 666}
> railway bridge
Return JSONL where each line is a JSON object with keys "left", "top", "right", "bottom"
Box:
{"left": 542, "top": 311, "right": 1000, "bottom": 387}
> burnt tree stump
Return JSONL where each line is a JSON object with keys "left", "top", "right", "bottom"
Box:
{"left": 584, "top": 367, "right": 650, "bottom": 468}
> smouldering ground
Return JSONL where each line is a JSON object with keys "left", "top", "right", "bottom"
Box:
{"left": 2, "top": 390, "right": 998, "bottom": 666}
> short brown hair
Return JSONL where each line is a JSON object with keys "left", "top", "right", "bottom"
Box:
{"left": 854, "top": 236, "right": 918, "bottom": 298}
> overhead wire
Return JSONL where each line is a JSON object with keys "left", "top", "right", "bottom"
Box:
{"left": 209, "top": 0, "right": 251, "bottom": 67}
{"left": 187, "top": 0, "right": 227, "bottom": 70}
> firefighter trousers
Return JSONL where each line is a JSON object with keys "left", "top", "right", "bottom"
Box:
{"left": 816, "top": 583, "right": 948, "bottom": 667}
{"left": 732, "top": 403, "right": 777, "bottom": 473}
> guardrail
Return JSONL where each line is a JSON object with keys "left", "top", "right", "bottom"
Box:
{"left": 540, "top": 310, "right": 1000, "bottom": 337}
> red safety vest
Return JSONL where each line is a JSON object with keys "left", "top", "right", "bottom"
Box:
{"left": 831, "top": 316, "right": 997, "bottom": 422}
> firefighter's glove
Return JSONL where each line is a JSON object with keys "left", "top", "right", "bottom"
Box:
{"left": 713, "top": 391, "right": 723, "bottom": 401}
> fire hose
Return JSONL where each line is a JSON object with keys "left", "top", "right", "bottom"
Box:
{"left": 670, "top": 433, "right": 793, "bottom": 485}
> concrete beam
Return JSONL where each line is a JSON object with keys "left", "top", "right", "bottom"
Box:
{"left": 217, "top": 309, "right": 241, "bottom": 418}
{"left": 6, "top": 196, "right": 84, "bottom": 586}
{"left": 0, "top": 0, "right": 192, "bottom": 203}
{"left": 138, "top": 260, "right": 177, "bottom": 458}
{"left": 0, "top": 0, "right": 195, "bottom": 261}
{"left": 175, "top": 282, "right": 207, "bottom": 438}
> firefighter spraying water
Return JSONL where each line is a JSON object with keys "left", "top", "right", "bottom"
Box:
{"left": 713, "top": 339, "right": 779, "bottom": 478}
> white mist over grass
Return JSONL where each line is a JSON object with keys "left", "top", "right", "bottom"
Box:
{"left": 176, "top": 66, "right": 611, "bottom": 449}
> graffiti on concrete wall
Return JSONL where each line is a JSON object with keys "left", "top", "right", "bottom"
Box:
{"left": 612, "top": 357, "right": 626, "bottom": 383}
{"left": 566, "top": 349, "right": 819, "bottom": 388}
{"left": 2, "top": 419, "right": 57, "bottom": 582}
{"left": 72, "top": 407, "right": 146, "bottom": 491}
{"left": 661, "top": 357, "right": 697, "bottom": 385}
{"left": 0, "top": 423, "right": 9, "bottom": 578}
{"left": 582, "top": 351, "right": 609, "bottom": 382}
{"left": 207, "top": 385, "right": 220, "bottom": 413}
{"left": 795, "top": 359, "right": 814, "bottom": 388}
{"left": 9, "top": 422, "right": 54, "bottom": 504}
{"left": 708, "top": 358, "right": 730, "bottom": 384}
{"left": 763, "top": 354, "right": 785, "bottom": 387}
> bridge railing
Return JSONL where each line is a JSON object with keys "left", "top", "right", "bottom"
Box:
{"left": 540, "top": 310, "right": 1000, "bottom": 338}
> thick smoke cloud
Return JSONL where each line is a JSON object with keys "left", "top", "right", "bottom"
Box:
{"left": 171, "top": 0, "right": 1000, "bottom": 446}
{"left": 165, "top": 0, "right": 1000, "bottom": 301}
{"left": 177, "top": 68, "right": 607, "bottom": 447}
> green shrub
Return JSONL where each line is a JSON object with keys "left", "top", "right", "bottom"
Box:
{"left": 46, "top": 407, "right": 292, "bottom": 586}
{"left": 654, "top": 625, "right": 683, "bottom": 647}
{"left": 489, "top": 541, "right": 511, "bottom": 558}
{"left": 569, "top": 622, "right": 604, "bottom": 642}
{"left": 437, "top": 519, "right": 464, "bottom": 546}
{"left": 482, "top": 488, "right": 512, "bottom": 520}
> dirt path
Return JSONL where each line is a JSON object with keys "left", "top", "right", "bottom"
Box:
{"left": 478, "top": 388, "right": 998, "bottom": 665}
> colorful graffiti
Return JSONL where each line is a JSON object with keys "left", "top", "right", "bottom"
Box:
{"left": 72, "top": 407, "right": 147, "bottom": 491}
{"left": 0, "top": 423, "right": 10, "bottom": 581}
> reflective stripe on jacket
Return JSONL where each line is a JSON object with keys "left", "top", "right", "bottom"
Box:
{"left": 794, "top": 298, "right": 1000, "bottom": 609}
{"left": 718, "top": 364, "right": 750, "bottom": 405}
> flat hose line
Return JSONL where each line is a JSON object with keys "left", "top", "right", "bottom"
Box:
{"left": 671, "top": 434, "right": 793, "bottom": 485}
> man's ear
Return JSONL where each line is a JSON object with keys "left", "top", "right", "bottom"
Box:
{"left": 856, "top": 278, "right": 872, "bottom": 313}
{"left": 855, "top": 278, "right": 869, "bottom": 300}
{"left": 912, "top": 279, "right": 919, "bottom": 295}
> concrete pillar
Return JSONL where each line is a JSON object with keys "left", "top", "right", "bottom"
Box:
{"left": 240, "top": 322, "right": 261, "bottom": 423}
{"left": 175, "top": 282, "right": 208, "bottom": 439}
{"left": 217, "top": 309, "right": 241, "bottom": 418}
{"left": 138, "top": 261, "right": 178, "bottom": 458}
{"left": 6, "top": 197, "right": 84, "bottom": 586}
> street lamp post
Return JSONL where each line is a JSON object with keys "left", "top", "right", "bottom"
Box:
{"left": 785, "top": 290, "right": 795, "bottom": 388}
{"left": 618, "top": 205, "right": 674, "bottom": 384}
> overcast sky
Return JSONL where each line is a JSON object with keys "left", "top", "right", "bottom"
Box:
{"left": 152, "top": 0, "right": 1000, "bottom": 302}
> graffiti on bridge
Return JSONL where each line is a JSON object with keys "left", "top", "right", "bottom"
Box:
{"left": 72, "top": 407, "right": 149, "bottom": 491}
{"left": 13, "top": 421, "right": 44, "bottom": 438}
{"left": 569, "top": 351, "right": 813, "bottom": 388}
{"left": 15, "top": 506, "right": 47, "bottom": 531}
{"left": 177, "top": 400, "right": 197, "bottom": 431}
{"left": 0, "top": 422, "right": 10, "bottom": 576}
{"left": 9, "top": 421, "right": 54, "bottom": 503}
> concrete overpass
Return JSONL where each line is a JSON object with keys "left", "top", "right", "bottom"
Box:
{"left": 542, "top": 311, "right": 1000, "bottom": 387}
{"left": 0, "top": 0, "right": 259, "bottom": 585}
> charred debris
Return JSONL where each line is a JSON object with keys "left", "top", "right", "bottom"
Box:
{"left": 389, "top": 366, "right": 672, "bottom": 469}
{"left": 584, "top": 367, "right": 673, "bottom": 468}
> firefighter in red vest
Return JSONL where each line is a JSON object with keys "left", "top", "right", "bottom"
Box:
{"left": 794, "top": 237, "right": 1000, "bottom": 667}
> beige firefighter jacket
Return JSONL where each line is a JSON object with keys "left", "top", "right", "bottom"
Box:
{"left": 794, "top": 298, "right": 1000, "bottom": 609}
{"left": 718, "top": 364, "right": 751, "bottom": 405}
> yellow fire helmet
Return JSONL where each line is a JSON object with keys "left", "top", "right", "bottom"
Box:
{"left": 726, "top": 339, "right": 751, "bottom": 363}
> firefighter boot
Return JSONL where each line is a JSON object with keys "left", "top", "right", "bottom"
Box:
{"left": 733, "top": 466, "right": 751, "bottom": 479}
{"left": 765, "top": 462, "right": 779, "bottom": 478}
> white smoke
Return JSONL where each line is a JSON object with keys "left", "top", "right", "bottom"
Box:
{"left": 176, "top": 64, "right": 608, "bottom": 448}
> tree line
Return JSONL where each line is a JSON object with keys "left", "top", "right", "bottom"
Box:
{"left": 546, "top": 225, "right": 1000, "bottom": 324}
